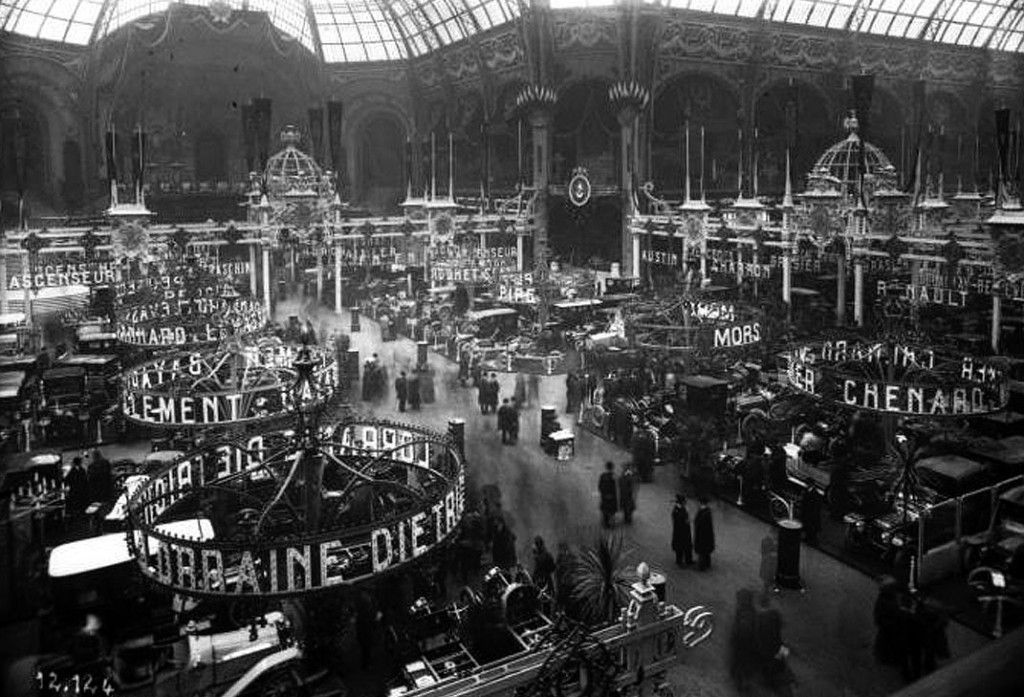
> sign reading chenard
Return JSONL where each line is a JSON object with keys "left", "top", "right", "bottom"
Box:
{"left": 786, "top": 340, "right": 1009, "bottom": 417}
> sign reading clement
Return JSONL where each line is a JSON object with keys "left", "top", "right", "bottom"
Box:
{"left": 122, "top": 342, "right": 337, "bottom": 426}
{"left": 786, "top": 340, "right": 1008, "bottom": 416}
{"left": 126, "top": 422, "right": 465, "bottom": 597}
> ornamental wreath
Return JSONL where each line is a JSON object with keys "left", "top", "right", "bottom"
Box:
{"left": 680, "top": 214, "right": 705, "bottom": 250}
{"left": 110, "top": 222, "right": 151, "bottom": 261}
{"left": 993, "top": 233, "right": 1024, "bottom": 280}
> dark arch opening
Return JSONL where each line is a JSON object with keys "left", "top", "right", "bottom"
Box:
{"left": 356, "top": 113, "right": 406, "bottom": 212}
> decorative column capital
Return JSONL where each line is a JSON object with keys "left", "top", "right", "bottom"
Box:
{"left": 609, "top": 80, "right": 650, "bottom": 123}
{"left": 515, "top": 84, "right": 558, "bottom": 123}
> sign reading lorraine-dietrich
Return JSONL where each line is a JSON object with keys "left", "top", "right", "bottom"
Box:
{"left": 785, "top": 340, "right": 1009, "bottom": 417}
{"left": 126, "top": 422, "right": 466, "bottom": 597}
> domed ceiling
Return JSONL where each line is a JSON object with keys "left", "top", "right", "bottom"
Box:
{"left": 1, "top": 0, "right": 1022, "bottom": 61}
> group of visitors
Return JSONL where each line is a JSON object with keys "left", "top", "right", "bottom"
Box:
{"left": 477, "top": 373, "right": 501, "bottom": 414}
{"left": 361, "top": 354, "right": 389, "bottom": 402}
{"left": 63, "top": 449, "right": 113, "bottom": 517}
{"left": 393, "top": 372, "right": 422, "bottom": 412}
{"left": 597, "top": 461, "right": 638, "bottom": 527}
{"left": 672, "top": 494, "right": 715, "bottom": 570}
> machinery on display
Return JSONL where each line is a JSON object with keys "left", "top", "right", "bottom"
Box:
{"left": 384, "top": 564, "right": 713, "bottom": 697}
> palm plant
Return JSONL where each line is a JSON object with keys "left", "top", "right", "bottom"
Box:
{"left": 567, "top": 534, "right": 635, "bottom": 626}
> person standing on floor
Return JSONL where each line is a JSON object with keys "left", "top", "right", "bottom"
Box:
{"left": 754, "top": 596, "right": 795, "bottom": 696}
{"left": 514, "top": 372, "right": 528, "bottom": 407}
{"left": 671, "top": 494, "right": 693, "bottom": 566}
{"left": 532, "top": 536, "right": 556, "bottom": 592}
{"left": 527, "top": 372, "right": 540, "bottom": 407}
{"left": 491, "top": 517, "right": 518, "bottom": 571}
{"left": 64, "top": 457, "right": 89, "bottom": 516}
{"left": 618, "top": 463, "right": 637, "bottom": 524}
{"left": 730, "top": 589, "right": 759, "bottom": 693}
{"left": 408, "top": 373, "right": 421, "bottom": 411}
{"left": 599, "top": 461, "right": 619, "bottom": 528}
{"left": 498, "top": 398, "right": 514, "bottom": 444}
{"left": 760, "top": 533, "right": 778, "bottom": 599}
{"left": 478, "top": 375, "right": 490, "bottom": 414}
{"left": 509, "top": 398, "right": 521, "bottom": 444}
{"left": 488, "top": 373, "right": 501, "bottom": 414}
{"left": 565, "top": 372, "right": 580, "bottom": 415}
{"left": 394, "top": 372, "right": 408, "bottom": 412}
{"left": 88, "top": 448, "right": 113, "bottom": 503}
{"left": 694, "top": 496, "right": 715, "bottom": 571}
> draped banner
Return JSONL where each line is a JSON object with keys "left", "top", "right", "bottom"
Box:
{"left": 253, "top": 98, "right": 273, "bottom": 170}
{"left": 905, "top": 80, "right": 927, "bottom": 198}
{"left": 851, "top": 74, "right": 874, "bottom": 176}
{"left": 481, "top": 121, "right": 490, "bottom": 200}
{"left": 405, "top": 139, "right": 413, "bottom": 193}
{"left": 241, "top": 102, "right": 255, "bottom": 174}
{"left": 308, "top": 107, "right": 324, "bottom": 164}
{"left": 131, "top": 129, "right": 147, "bottom": 189}
{"left": 105, "top": 131, "right": 118, "bottom": 183}
{"left": 995, "top": 108, "right": 1010, "bottom": 194}
{"left": 784, "top": 80, "right": 798, "bottom": 150}
{"left": 327, "top": 101, "right": 344, "bottom": 181}
{"left": 14, "top": 119, "right": 28, "bottom": 196}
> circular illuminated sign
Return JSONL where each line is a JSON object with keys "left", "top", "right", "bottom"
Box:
{"left": 121, "top": 339, "right": 337, "bottom": 427}
{"left": 125, "top": 420, "right": 466, "bottom": 598}
{"left": 628, "top": 299, "right": 763, "bottom": 352}
{"left": 785, "top": 339, "right": 1009, "bottom": 417}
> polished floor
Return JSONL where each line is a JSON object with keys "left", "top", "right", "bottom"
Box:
{"left": 271, "top": 299, "right": 990, "bottom": 697}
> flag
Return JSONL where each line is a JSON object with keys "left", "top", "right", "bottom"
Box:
{"left": 308, "top": 107, "right": 324, "bottom": 163}
{"left": 252, "top": 98, "right": 273, "bottom": 170}
{"left": 995, "top": 108, "right": 1010, "bottom": 202}
{"left": 241, "top": 102, "right": 255, "bottom": 173}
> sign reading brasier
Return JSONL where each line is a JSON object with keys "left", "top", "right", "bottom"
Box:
{"left": 785, "top": 340, "right": 1009, "bottom": 416}
{"left": 430, "top": 247, "right": 518, "bottom": 285}
{"left": 126, "top": 422, "right": 465, "bottom": 597}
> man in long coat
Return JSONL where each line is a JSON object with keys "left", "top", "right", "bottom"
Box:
{"left": 598, "top": 461, "right": 618, "bottom": 528}
{"left": 394, "top": 372, "right": 408, "bottom": 412}
{"left": 694, "top": 496, "right": 715, "bottom": 571}
{"left": 619, "top": 464, "right": 637, "bottom": 524}
{"left": 671, "top": 494, "right": 693, "bottom": 566}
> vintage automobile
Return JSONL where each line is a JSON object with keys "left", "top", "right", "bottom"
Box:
{"left": 962, "top": 483, "right": 1024, "bottom": 575}
{"left": 844, "top": 455, "right": 996, "bottom": 559}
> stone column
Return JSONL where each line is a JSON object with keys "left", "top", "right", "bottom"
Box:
{"left": 992, "top": 295, "right": 1002, "bottom": 354}
{"left": 248, "top": 244, "right": 258, "bottom": 297}
{"left": 529, "top": 109, "right": 552, "bottom": 274}
{"left": 836, "top": 255, "right": 846, "bottom": 326}
{"left": 617, "top": 105, "right": 639, "bottom": 274}
{"left": 854, "top": 261, "right": 864, "bottom": 327}
{"left": 631, "top": 231, "right": 641, "bottom": 278}
{"left": 262, "top": 245, "right": 272, "bottom": 318}
{"left": 0, "top": 243, "right": 7, "bottom": 314}
{"left": 516, "top": 232, "right": 525, "bottom": 273}
{"left": 782, "top": 253, "right": 792, "bottom": 303}
{"left": 334, "top": 245, "right": 343, "bottom": 315}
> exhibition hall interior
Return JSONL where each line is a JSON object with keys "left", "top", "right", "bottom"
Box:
{"left": 2, "top": 1, "right": 1024, "bottom": 696}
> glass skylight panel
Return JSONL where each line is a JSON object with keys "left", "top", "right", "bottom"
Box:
{"left": 736, "top": 0, "right": 762, "bottom": 17}
{"left": 2, "top": 0, "right": 105, "bottom": 43}
{"left": 789, "top": 0, "right": 816, "bottom": 24}
{"left": 314, "top": 0, "right": 408, "bottom": 62}
{"left": 249, "top": 0, "right": 314, "bottom": 50}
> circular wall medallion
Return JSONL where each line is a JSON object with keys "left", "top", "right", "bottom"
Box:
{"left": 569, "top": 169, "right": 592, "bottom": 207}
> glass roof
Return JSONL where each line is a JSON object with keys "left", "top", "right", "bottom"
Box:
{"left": 1, "top": 1, "right": 1022, "bottom": 58}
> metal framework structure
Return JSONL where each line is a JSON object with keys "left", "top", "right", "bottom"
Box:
{"left": 2, "top": 0, "right": 1021, "bottom": 58}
